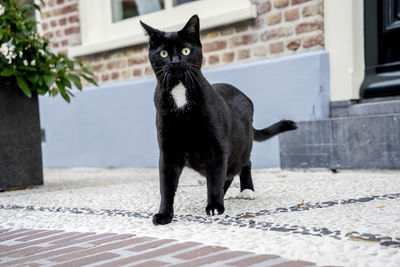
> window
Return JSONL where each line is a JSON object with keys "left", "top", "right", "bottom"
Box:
{"left": 69, "top": 0, "right": 256, "bottom": 57}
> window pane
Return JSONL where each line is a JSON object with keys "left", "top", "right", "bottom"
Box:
{"left": 173, "top": 0, "right": 198, "bottom": 6}
{"left": 112, "top": 0, "right": 165, "bottom": 22}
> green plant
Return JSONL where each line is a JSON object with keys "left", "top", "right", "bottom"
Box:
{"left": 0, "top": 0, "right": 97, "bottom": 102}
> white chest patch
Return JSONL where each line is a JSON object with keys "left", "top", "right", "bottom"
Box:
{"left": 170, "top": 83, "right": 188, "bottom": 109}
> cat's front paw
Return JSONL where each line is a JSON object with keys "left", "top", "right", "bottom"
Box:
{"left": 205, "top": 202, "right": 225, "bottom": 216}
{"left": 152, "top": 213, "right": 173, "bottom": 225}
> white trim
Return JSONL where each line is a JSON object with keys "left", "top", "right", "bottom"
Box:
{"left": 69, "top": 0, "right": 257, "bottom": 57}
{"left": 324, "top": 0, "right": 365, "bottom": 101}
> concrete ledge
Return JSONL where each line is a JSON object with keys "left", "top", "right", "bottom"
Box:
{"left": 280, "top": 113, "right": 400, "bottom": 169}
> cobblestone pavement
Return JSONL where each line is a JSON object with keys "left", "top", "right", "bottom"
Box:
{"left": 0, "top": 228, "right": 318, "bottom": 266}
{"left": 0, "top": 168, "right": 399, "bottom": 266}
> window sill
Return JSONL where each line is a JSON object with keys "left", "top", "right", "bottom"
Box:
{"left": 69, "top": 3, "right": 257, "bottom": 58}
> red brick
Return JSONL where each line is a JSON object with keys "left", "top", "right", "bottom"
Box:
{"left": 41, "top": 22, "right": 48, "bottom": 30}
{"left": 287, "top": 39, "right": 301, "bottom": 51}
{"left": 102, "top": 74, "right": 109, "bottom": 82}
{"left": 50, "top": 233, "right": 95, "bottom": 245}
{"left": 222, "top": 52, "right": 235, "bottom": 63}
{"left": 303, "top": 33, "right": 324, "bottom": 48}
{"left": 52, "top": 252, "right": 119, "bottom": 267}
{"left": 295, "top": 20, "right": 323, "bottom": 34}
{"left": 269, "top": 260, "right": 315, "bottom": 267}
{"left": 270, "top": 42, "right": 284, "bottom": 54}
{"left": 252, "top": 17, "right": 265, "bottom": 30}
{"left": 128, "top": 56, "right": 147, "bottom": 66}
{"left": 274, "top": 0, "right": 289, "bottom": 8}
{"left": 2, "top": 247, "right": 87, "bottom": 266}
{"left": 257, "top": 0, "right": 271, "bottom": 14}
{"left": 64, "top": 26, "right": 80, "bottom": 35}
{"left": 174, "top": 246, "right": 227, "bottom": 260}
{"left": 61, "top": 4, "right": 78, "bottom": 14}
{"left": 235, "top": 25, "right": 248, "bottom": 33}
{"left": 111, "top": 72, "right": 119, "bottom": 80}
{"left": 96, "top": 242, "right": 201, "bottom": 267}
{"left": 0, "top": 230, "right": 43, "bottom": 242}
{"left": 44, "top": 32, "right": 53, "bottom": 39}
{"left": 228, "top": 254, "right": 280, "bottom": 266}
{"left": 302, "top": 3, "right": 323, "bottom": 17}
{"left": 145, "top": 66, "right": 154, "bottom": 76}
{"left": 57, "top": 0, "right": 64, "bottom": 4}
{"left": 171, "top": 251, "right": 252, "bottom": 267}
{"left": 59, "top": 18, "right": 67, "bottom": 25}
{"left": 208, "top": 55, "right": 219, "bottom": 65}
{"left": 50, "top": 20, "right": 57, "bottom": 27}
{"left": 221, "top": 29, "right": 234, "bottom": 36}
{"left": 292, "top": 0, "right": 311, "bottom": 5}
{"left": 129, "top": 238, "right": 171, "bottom": 252}
{"left": 56, "top": 30, "right": 63, "bottom": 37}
{"left": 58, "top": 233, "right": 116, "bottom": 247}
{"left": 61, "top": 39, "right": 69, "bottom": 46}
{"left": 68, "top": 15, "right": 79, "bottom": 23}
{"left": 285, "top": 8, "right": 300, "bottom": 21}
{"left": 202, "top": 41, "right": 227, "bottom": 53}
{"left": 50, "top": 237, "right": 150, "bottom": 263}
{"left": 130, "top": 260, "right": 168, "bottom": 267}
{"left": 0, "top": 232, "right": 80, "bottom": 254}
{"left": 267, "top": 13, "right": 282, "bottom": 25}
{"left": 237, "top": 49, "right": 251, "bottom": 60}
{"left": 261, "top": 27, "right": 293, "bottom": 41}
{"left": 133, "top": 69, "right": 143, "bottom": 77}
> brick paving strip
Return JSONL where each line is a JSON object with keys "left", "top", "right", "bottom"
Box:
{"left": 0, "top": 227, "right": 324, "bottom": 267}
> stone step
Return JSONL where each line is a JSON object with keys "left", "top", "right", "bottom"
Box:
{"left": 279, "top": 113, "right": 400, "bottom": 170}
{"left": 330, "top": 97, "right": 400, "bottom": 118}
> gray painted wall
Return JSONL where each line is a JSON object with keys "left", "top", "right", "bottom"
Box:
{"left": 39, "top": 50, "right": 330, "bottom": 168}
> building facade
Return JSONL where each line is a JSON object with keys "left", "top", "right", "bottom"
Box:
{"left": 38, "top": 0, "right": 400, "bottom": 169}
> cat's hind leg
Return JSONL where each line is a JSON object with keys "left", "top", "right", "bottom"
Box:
{"left": 239, "top": 163, "right": 255, "bottom": 199}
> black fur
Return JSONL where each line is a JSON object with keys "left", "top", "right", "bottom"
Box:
{"left": 141, "top": 15, "right": 297, "bottom": 225}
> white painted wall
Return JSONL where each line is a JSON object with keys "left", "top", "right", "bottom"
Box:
{"left": 324, "top": 0, "right": 365, "bottom": 101}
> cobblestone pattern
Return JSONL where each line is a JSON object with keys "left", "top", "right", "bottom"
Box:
{"left": 0, "top": 228, "right": 319, "bottom": 266}
{"left": 1, "top": 193, "right": 399, "bottom": 249}
{"left": 38, "top": 0, "right": 324, "bottom": 85}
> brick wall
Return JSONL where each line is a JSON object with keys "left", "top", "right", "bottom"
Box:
{"left": 39, "top": 0, "right": 323, "bottom": 85}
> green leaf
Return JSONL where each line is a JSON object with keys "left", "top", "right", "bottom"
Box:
{"left": 21, "top": 4, "right": 31, "bottom": 13}
{"left": 27, "top": 74, "right": 39, "bottom": 84}
{"left": 66, "top": 74, "right": 82, "bottom": 90}
{"left": 83, "top": 67, "right": 94, "bottom": 76}
{"left": 0, "top": 68, "right": 15, "bottom": 77}
{"left": 16, "top": 75, "right": 32, "bottom": 98}
{"left": 43, "top": 74, "right": 56, "bottom": 88}
{"left": 56, "top": 80, "right": 70, "bottom": 103}
{"left": 82, "top": 75, "right": 98, "bottom": 86}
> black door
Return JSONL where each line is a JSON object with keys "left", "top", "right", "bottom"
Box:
{"left": 360, "top": 0, "right": 400, "bottom": 98}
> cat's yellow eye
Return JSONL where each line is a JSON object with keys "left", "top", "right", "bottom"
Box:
{"left": 182, "top": 47, "right": 191, "bottom": 56}
{"left": 160, "top": 50, "right": 168, "bottom": 58}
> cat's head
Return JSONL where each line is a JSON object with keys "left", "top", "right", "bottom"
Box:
{"left": 140, "top": 15, "right": 202, "bottom": 87}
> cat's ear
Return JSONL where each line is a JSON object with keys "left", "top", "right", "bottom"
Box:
{"left": 140, "top": 20, "right": 163, "bottom": 45}
{"left": 180, "top": 15, "right": 200, "bottom": 43}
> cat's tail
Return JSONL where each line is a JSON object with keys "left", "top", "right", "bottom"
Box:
{"left": 253, "top": 120, "right": 297, "bottom": 142}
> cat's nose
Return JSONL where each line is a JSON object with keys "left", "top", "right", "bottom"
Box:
{"left": 171, "top": 55, "right": 180, "bottom": 64}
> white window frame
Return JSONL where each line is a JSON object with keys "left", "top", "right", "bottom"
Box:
{"left": 69, "top": 0, "right": 257, "bottom": 57}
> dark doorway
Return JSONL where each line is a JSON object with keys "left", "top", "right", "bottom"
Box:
{"left": 360, "top": 0, "right": 400, "bottom": 98}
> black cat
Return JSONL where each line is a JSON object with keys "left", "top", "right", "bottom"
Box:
{"left": 140, "top": 15, "right": 297, "bottom": 225}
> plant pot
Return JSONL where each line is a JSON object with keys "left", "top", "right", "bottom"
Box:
{"left": 0, "top": 78, "right": 43, "bottom": 190}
